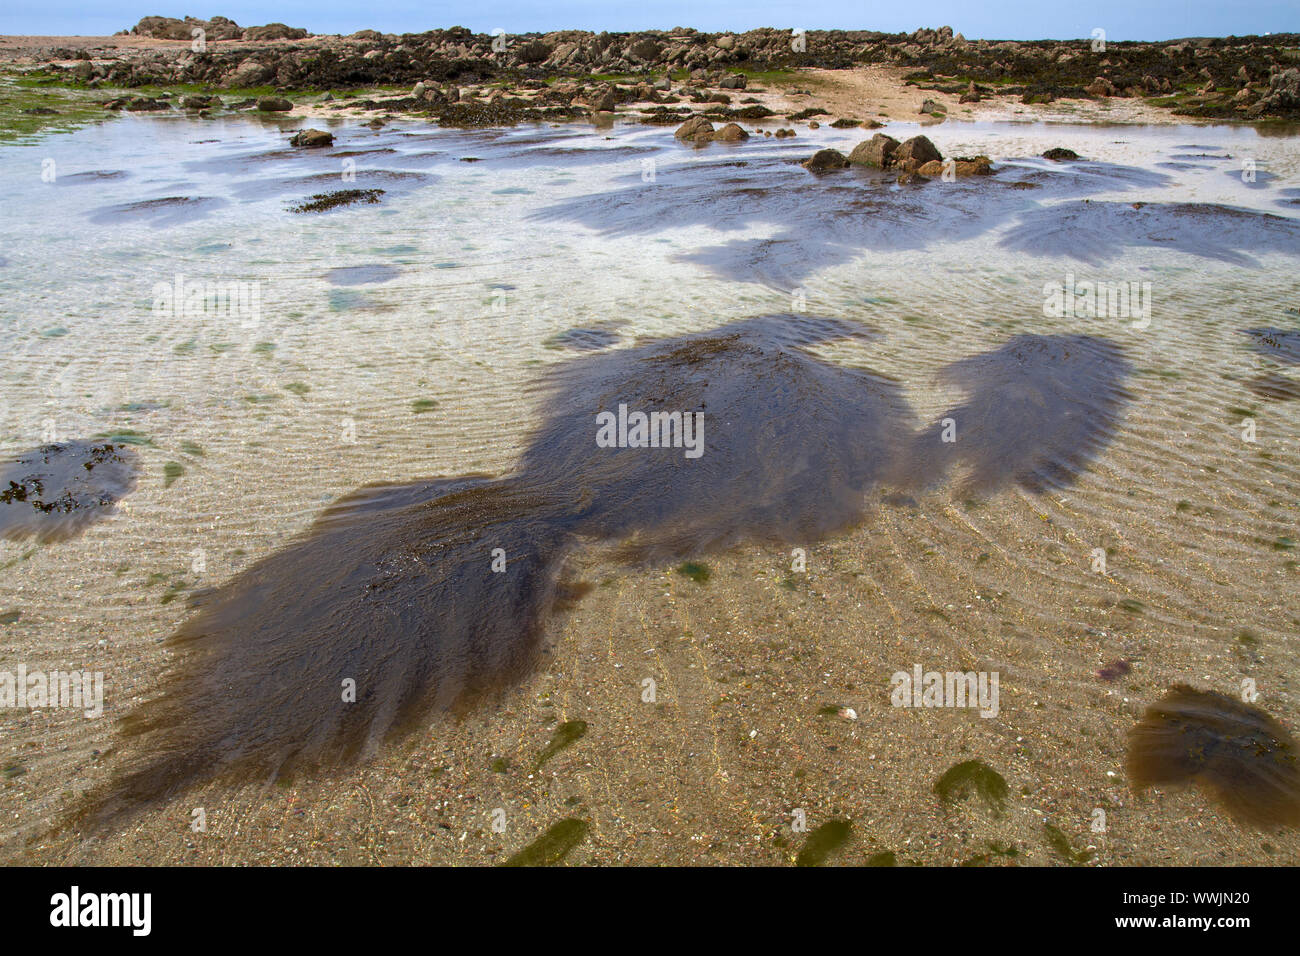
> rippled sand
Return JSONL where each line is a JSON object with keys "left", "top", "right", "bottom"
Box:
{"left": 1, "top": 113, "right": 1298, "bottom": 864}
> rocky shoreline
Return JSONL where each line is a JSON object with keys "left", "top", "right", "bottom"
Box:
{"left": 2, "top": 18, "right": 1299, "bottom": 132}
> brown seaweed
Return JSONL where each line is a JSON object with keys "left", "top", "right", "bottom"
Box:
{"left": 1127, "top": 684, "right": 1300, "bottom": 828}
{"left": 0, "top": 441, "right": 138, "bottom": 544}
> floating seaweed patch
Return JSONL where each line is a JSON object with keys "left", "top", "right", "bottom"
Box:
{"left": 289, "top": 188, "right": 384, "bottom": 213}
{"left": 0, "top": 441, "right": 138, "bottom": 544}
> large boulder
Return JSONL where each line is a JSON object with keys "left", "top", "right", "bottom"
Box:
{"left": 589, "top": 86, "right": 618, "bottom": 112}
{"left": 130, "top": 16, "right": 195, "bottom": 40}
{"left": 890, "top": 135, "right": 942, "bottom": 172}
{"left": 628, "top": 37, "right": 662, "bottom": 62}
{"left": 1251, "top": 68, "right": 1300, "bottom": 116}
{"left": 244, "top": 23, "right": 308, "bottom": 41}
{"left": 674, "top": 115, "right": 715, "bottom": 142}
{"left": 226, "top": 59, "right": 272, "bottom": 88}
{"left": 847, "top": 132, "right": 899, "bottom": 167}
{"left": 257, "top": 96, "right": 293, "bottom": 112}
{"left": 917, "top": 157, "right": 992, "bottom": 177}
{"left": 130, "top": 15, "right": 243, "bottom": 41}
{"left": 205, "top": 16, "right": 243, "bottom": 40}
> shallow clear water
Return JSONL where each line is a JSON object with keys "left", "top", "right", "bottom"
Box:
{"left": 1, "top": 112, "right": 1299, "bottom": 861}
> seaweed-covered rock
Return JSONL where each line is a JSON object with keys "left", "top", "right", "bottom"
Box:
{"left": 1042, "top": 147, "right": 1080, "bottom": 161}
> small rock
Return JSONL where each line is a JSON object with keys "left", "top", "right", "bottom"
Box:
{"left": 289, "top": 128, "right": 334, "bottom": 148}
{"left": 802, "top": 148, "right": 849, "bottom": 171}
{"left": 712, "top": 122, "right": 748, "bottom": 142}
{"left": 257, "top": 96, "right": 293, "bottom": 112}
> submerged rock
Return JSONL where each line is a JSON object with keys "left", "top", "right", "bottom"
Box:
{"left": 0, "top": 442, "right": 138, "bottom": 544}
{"left": 289, "top": 188, "right": 384, "bottom": 213}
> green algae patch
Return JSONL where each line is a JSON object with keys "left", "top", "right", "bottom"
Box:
{"left": 961, "top": 842, "right": 1020, "bottom": 866}
{"left": 93, "top": 429, "right": 152, "bottom": 446}
{"left": 795, "top": 819, "right": 852, "bottom": 866}
{"left": 162, "top": 461, "right": 185, "bottom": 487}
{"left": 0, "top": 74, "right": 109, "bottom": 144}
{"left": 934, "top": 759, "right": 1009, "bottom": 812}
{"left": 411, "top": 398, "right": 438, "bottom": 414}
{"left": 535, "top": 719, "right": 588, "bottom": 771}
{"left": 1043, "top": 822, "right": 1093, "bottom": 865}
{"left": 676, "top": 561, "right": 711, "bottom": 583}
{"left": 866, "top": 850, "right": 898, "bottom": 866}
{"left": 501, "top": 818, "right": 589, "bottom": 867}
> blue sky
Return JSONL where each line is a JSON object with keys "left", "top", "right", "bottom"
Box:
{"left": 3, "top": 1, "right": 1297, "bottom": 41}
